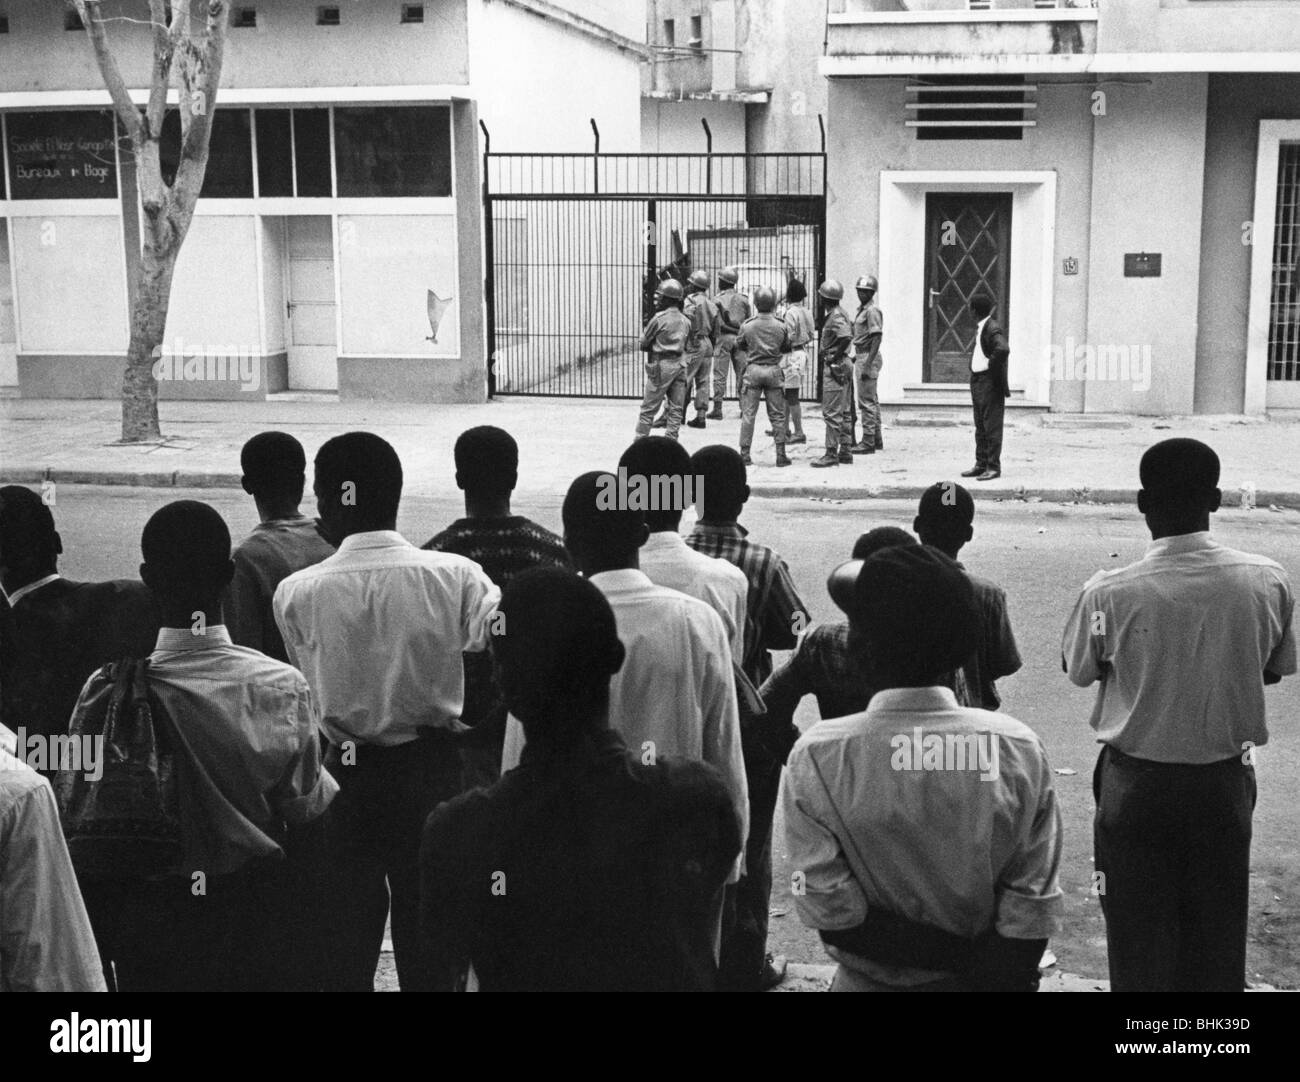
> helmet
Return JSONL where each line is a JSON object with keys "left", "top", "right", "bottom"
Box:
{"left": 753, "top": 286, "right": 777, "bottom": 313}
{"left": 687, "top": 270, "right": 710, "bottom": 292}
{"left": 856, "top": 274, "right": 878, "bottom": 292}
{"left": 718, "top": 265, "right": 740, "bottom": 287}
{"left": 655, "top": 279, "right": 684, "bottom": 301}
{"left": 817, "top": 279, "right": 844, "bottom": 302}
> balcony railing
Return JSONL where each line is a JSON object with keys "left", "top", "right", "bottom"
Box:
{"left": 829, "top": 1, "right": 1096, "bottom": 12}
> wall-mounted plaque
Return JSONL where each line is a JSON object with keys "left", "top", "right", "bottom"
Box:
{"left": 1124, "top": 252, "right": 1161, "bottom": 278}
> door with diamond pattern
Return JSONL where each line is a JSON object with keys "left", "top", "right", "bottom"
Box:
{"left": 922, "top": 193, "right": 1012, "bottom": 383}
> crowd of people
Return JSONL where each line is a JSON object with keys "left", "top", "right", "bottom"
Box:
{"left": 0, "top": 428, "right": 1293, "bottom": 993}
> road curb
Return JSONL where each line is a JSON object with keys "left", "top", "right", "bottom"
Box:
{"left": 3, "top": 467, "right": 1299, "bottom": 510}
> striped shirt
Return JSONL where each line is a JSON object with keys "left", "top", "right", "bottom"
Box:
{"left": 685, "top": 521, "right": 809, "bottom": 686}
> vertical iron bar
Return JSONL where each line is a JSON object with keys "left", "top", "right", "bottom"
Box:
{"left": 480, "top": 121, "right": 497, "bottom": 398}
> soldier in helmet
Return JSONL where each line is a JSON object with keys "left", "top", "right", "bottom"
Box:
{"left": 848, "top": 274, "right": 884, "bottom": 455}
{"left": 735, "top": 286, "right": 792, "bottom": 468}
{"left": 708, "top": 266, "right": 753, "bottom": 420}
{"left": 635, "top": 279, "right": 691, "bottom": 441}
{"left": 651, "top": 269, "right": 715, "bottom": 431}
{"left": 811, "top": 279, "right": 855, "bottom": 469}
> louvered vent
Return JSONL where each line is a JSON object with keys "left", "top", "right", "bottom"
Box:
{"left": 906, "top": 76, "right": 1035, "bottom": 141}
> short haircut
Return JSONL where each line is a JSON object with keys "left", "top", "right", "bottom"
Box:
{"left": 689, "top": 445, "right": 746, "bottom": 520}
{"left": 314, "top": 432, "right": 403, "bottom": 524}
{"left": 856, "top": 545, "right": 979, "bottom": 683}
{"left": 141, "top": 500, "right": 231, "bottom": 577}
{"left": 454, "top": 425, "right": 518, "bottom": 498}
{"left": 851, "top": 525, "right": 919, "bottom": 561}
{"left": 916, "top": 481, "right": 976, "bottom": 532}
{"left": 618, "top": 436, "right": 695, "bottom": 527}
{"left": 0, "top": 485, "right": 57, "bottom": 564}
{"left": 970, "top": 294, "right": 995, "bottom": 319}
{"left": 492, "top": 566, "right": 623, "bottom": 735}
{"left": 1139, "top": 438, "right": 1220, "bottom": 507}
{"left": 562, "top": 471, "right": 646, "bottom": 553}
{"left": 785, "top": 277, "right": 807, "bottom": 304}
{"left": 240, "top": 431, "right": 306, "bottom": 495}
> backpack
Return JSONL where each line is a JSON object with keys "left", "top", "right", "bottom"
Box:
{"left": 53, "top": 658, "right": 183, "bottom": 880}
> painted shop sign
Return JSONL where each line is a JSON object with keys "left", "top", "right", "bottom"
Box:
{"left": 6, "top": 111, "right": 118, "bottom": 199}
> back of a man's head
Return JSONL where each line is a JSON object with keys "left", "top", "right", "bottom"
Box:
{"left": 914, "top": 482, "right": 975, "bottom": 557}
{"left": 1139, "top": 438, "right": 1220, "bottom": 517}
{"left": 562, "top": 472, "right": 646, "bottom": 571}
{"left": 837, "top": 545, "right": 979, "bottom": 688}
{"left": 455, "top": 426, "right": 519, "bottom": 501}
{"left": 0, "top": 485, "right": 59, "bottom": 579}
{"left": 617, "top": 437, "right": 698, "bottom": 532}
{"left": 851, "top": 525, "right": 918, "bottom": 561}
{"left": 140, "top": 500, "right": 233, "bottom": 609}
{"left": 241, "top": 431, "right": 307, "bottom": 504}
{"left": 689, "top": 445, "right": 747, "bottom": 523}
{"left": 492, "top": 566, "right": 624, "bottom": 743}
{"left": 970, "top": 294, "right": 995, "bottom": 320}
{"left": 314, "top": 432, "right": 403, "bottom": 536}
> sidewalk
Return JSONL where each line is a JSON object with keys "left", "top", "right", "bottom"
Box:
{"left": 3, "top": 397, "right": 1299, "bottom": 506}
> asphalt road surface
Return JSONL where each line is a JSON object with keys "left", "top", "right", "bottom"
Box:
{"left": 36, "top": 485, "right": 1300, "bottom": 988}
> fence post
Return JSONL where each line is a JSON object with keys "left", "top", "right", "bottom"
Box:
{"left": 590, "top": 117, "right": 600, "bottom": 195}
{"left": 480, "top": 119, "right": 496, "bottom": 398}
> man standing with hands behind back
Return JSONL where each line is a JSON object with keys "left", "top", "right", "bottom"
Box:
{"left": 963, "top": 294, "right": 1010, "bottom": 482}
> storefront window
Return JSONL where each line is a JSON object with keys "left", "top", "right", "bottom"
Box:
{"left": 293, "top": 109, "right": 333, "bottom": 197}
{"left": 255, "top": 108, "right": 293, "bottom": 197}
{"left": 333, "top": 106, "right": 451, "bottom": 198}
{"left": 160, "top": 109, "right": 253, "bottom": 198}
{"left": 5, "top": 110, "right": 119, "bottom": 199}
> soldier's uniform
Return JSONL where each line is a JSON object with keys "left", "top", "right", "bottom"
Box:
{"left": 636, "top": 305, "right": 691, "bottom": 439}
{"left": 683, "top": 290, "right": 717, "bottom": 419}
{"left": 711, "top": 287, "right": 752, "bottom": 413}
{"left": 820, "top": 304, "right": 853, "bottom": 459}
{"left": 736, "top": 311, "right": 790, "bottom": 458}
{"left": 850, "top": 299, "right": 884, "bottom": 450}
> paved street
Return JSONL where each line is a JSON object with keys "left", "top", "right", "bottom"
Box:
{"left": 42, "top": 484, "right": 1300, "bottom": 990}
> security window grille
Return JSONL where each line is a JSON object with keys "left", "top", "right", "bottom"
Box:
{"left": 317, "top": 6, "right": 340, "bottom": 26}
{"left": 1267, "top": 142, "right": 1300, "bottom": 381}
{"left": 400, "top": 4, "right": 425, "bottom": 24}
{"left": 908, "top": 76, "right": 1033, "bottom": 141}
{"left": 232, "top": 7, "right": 257, "bottom": 28}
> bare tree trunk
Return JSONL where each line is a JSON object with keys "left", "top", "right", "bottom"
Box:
{"left": 121, "top": 243, "right": 178, "bottom": 442}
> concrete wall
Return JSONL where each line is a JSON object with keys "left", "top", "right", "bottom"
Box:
{"left": 0, "top": 0, "right": 470, "bottom": 93}
{"left": 1083, "top": 74, "right": 1207, "bottom": 415}
{"left": 641, "top": 98, "right": 745, "bottom": 154}
{"left": 470, "top": 0, "right": 642, "bottom": 153}
{"left": 1195, "top": 73, "right": 1300, "bottom": 414}
{"left": 740, "top": 0, "right": 828, "bottom": 155}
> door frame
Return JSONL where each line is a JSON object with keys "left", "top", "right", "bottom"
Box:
{"left": 1246, "top": 120, "right": 1300, "bottom": 413}
{"left": 283, "top": 214, "right": 339, "bottom": 391}
{"left": 879, "top": 170, "right": 1056, "bottom": 405}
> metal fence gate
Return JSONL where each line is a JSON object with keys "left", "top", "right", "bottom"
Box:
{"left": 483, "top": 136, "right": 826, "bottom": 400}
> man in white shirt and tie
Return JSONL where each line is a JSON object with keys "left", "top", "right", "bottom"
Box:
{"left": 500, "top": 471, "right": 749, "bottom": 881}
{"left": 962, "top": 294, "right": 1010, "bottom": 481}
{"left": 275, "top": 432, "right": 501, "bottom": 992}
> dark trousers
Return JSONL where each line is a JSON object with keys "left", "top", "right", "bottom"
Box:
{"left": 971, "top": 371, "right": 1004, "bottom": 472}
{"left": 719, "top": 728, "right": 782, "bottom": 990}
{"left": 100, "top": 860, "right": 309, "bottom": 992}
{"left": 322, "top": 732, "right": 462, "bottom": 992}
{"left": 1093, "top": 745, "right": 1256, "bottom": 992}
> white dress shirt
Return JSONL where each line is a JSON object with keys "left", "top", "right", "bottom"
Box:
{"left": 637, "top": 531, "right": 748, "bottom": 664}
{"left": 780, "top": 686, "right": 1063, "bottom": 987}
{"left": 501, "top": 568, "right": 749, "bottom": 871}
{"left": 274, "top": 530, "right": 502, "bottom": 748}
{"left": 970, "top": 315, "right": 991, "bottom": 373}
{"left": 1063, "top": 531, "right": 1296, "bottom": 763}
{"left": 0, "top": 745, "right": 107, "bottom": 991}
{"left": 148, "top": 625, "right": 338, "bottom": 876}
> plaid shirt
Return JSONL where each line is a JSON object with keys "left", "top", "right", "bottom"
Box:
{"left": 685, "top": 521, "right": 808, "bottom": 686}
{"left": 957, "top": 564, "right": 1022, "bottom": 710}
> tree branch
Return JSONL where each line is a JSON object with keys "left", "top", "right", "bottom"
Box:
{"left": 144, "top": 0, "right": 177, "bottom": 140}
{"left": 75, "top": 1, "right": 144, "bottom": 144}
{"left": 174, "top": 2, "right": 229, "bottom": 204}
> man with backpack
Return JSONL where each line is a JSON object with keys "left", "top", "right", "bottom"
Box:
{"left": 65, "top": 500, "right": 337, "bottom": 992}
